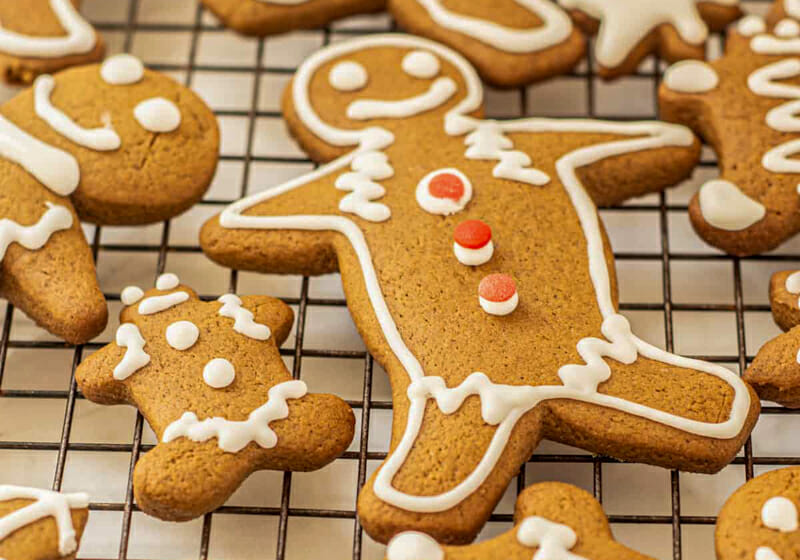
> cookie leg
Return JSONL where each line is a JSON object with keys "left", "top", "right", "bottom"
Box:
{"left": 134, "top": 394, "right": 354, "bottom": 521}
{"left": 358, "top": 399, "right": 546, "bottom": 545}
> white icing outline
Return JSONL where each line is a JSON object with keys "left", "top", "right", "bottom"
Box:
{"left": 34, "top": 75, "right": 121, "bottom": 151}
{"left": 558, "top": 0, "right": 738, "bottom": 68}
{"left": 0, "top": 485, "right": 88, "bottom": 556}
{"left": 415, "top": 0, "right": 573, "bottom": 54}
{"left": 162, "top": 380, "right": 307, "bottom": 452}
{"left": 217, "top": 34, "right": 752, "bottom": 513}
{"left": 0, "top": 114, "right": 79, "bottom": 196}
{"left": 0, "top": 0, "right": 95, "bottom": 58}
{"left": 0, "top": 203, "right": 72, "bottom": 261}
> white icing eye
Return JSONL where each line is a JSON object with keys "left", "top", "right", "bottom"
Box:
{"left": 134, "top": 97, "right": 181, "bottom": 133}
{"left": 775, "top": 18, "right": 800, "bottom": 38}
{"left": 663, "top": 60, "right": 718, "bottom": 93}
{"left": 416, "top": 168, "right": 472, "bottom": 215}
{"left": 737, "top": 14, "right": 767, "bottom": 36}
{"left": 402, "top": 50, "right": 440, "bottom": 79}
{"left": 329, "top": 60, "right": 368, "bottom": 92}
{"left": 101, "top": 54, "right": 144, "bottom": 85}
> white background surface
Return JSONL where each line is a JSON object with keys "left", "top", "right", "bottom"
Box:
{"left": 0, "top": 0, "right": 797, "bottom": 558}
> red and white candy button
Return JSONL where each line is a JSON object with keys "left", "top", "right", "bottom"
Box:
{"left": 478, "top": 273, "right": 518, "bottom": 316}
{"left": 453, "top": 219, "right": 493, "bottom": 266}
{"left": 416, "top": 168, "right": 472, "bottom": 215}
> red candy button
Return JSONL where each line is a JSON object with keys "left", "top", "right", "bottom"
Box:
{"left": 478, "top": 274, "right": 516, "bottom": 303}
{"left": 454, "top": 220, "right": 492, "bottom": 249}
{"left": 428, "top": 172, "right": 465, "bottom": 201}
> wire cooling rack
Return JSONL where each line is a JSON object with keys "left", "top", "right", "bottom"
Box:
{"left": 0, "top": 0, "right": 798, "bottom": 558}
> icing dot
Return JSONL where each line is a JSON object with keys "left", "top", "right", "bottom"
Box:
{"left": 156, "top": 272, "right": 179, "bottom": 291}
{"left": 386, "top": 532, "right": 444, "bottom": 560}
{"left": 121, "top": 286, "right": 144, "bottom": 306}
{"left": 429, "top": 172, "right": 465, "bottom": 200}
{"left": 133, "top": 97, "right": 181, "bottom": 133}
{"left": 203, "top": 358, "right": 235, "bottom": 389}
{"left": 402, "top": 50, "right": 440, "bottom": 79}
{"left": 737, "top": 14, "right": 767, "bottom": 36}
{"left": 775, "top": 18, "right": 800, "bottom": 38}
{"left": 663, "top": 60, "right": 719, "bottom": 93}
{"left": 698, "top": 179, "right": 766, "bottom": 231}
{"left": 100, "top": 54, "right": 144, "bottom": 85}
{"left": 787, "top": 271, "right": 800, "bottom": 294}
{"left": 762, "top": 496, "right": 799, "bottom": 532}
{"left": 756, "top": 547, "right": 783, "bottom": 560}
{"left": 329, "top": 60, "right": 368, "bottom": 92}
{"left": 454, "top": 220, "right": 492, "bottom": 249}
{"left": 165, "top": 320, "right": 199, "bottom": 351}
{"left": 479, "top": 274, "right": 519, "bottom": 316}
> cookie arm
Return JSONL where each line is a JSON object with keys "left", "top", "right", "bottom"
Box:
{"left": 75, "top": 340, "right": 133, "bottom": 405}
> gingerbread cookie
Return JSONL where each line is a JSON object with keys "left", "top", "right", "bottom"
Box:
{"left": 0, "top": 485, "right": 89, "bottom": 560}
{"left": 0, "top": 109, "right": 106, "bottom": 343}
{"left": 716, "top": 467, "right": 800, "bottom": 559}
{"left": 560, "top": 0, "right": 741, "bottom": 79}
{"left": 385, "top": 482, "right": 655, "bottom": 559}
{"left": 75, "top": 274, "right": 355, "bottom": 521}
{"left": 743, "top": 270, "right": 800, "bottom": 408}
{"left": 200, "top": 0, "right": 386, "bottom": 37}
{"left": 0, "top": 54, "right": 219, "bottom": 225}
{"left": 660, "top": 0, "right": 800, "bottom": 256}
{"left": 200, "top": 34, "right": 760, "bottom": 543}
{"left": 388, "top": 0, "right": 586, "bottom": 87}
{"left": 0, "top": 0, "right": 104, "bottom": 85}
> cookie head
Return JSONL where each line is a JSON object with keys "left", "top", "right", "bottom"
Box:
{"left": 286, "top": 34, "right": 483, "bottom": 158}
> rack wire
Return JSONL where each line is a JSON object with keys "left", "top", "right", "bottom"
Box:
{"left": 0, "top": 0, "right": 797, "bottom": 558}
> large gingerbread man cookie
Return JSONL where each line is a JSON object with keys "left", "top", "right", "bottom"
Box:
{"left": 0, "top": 0, "right": 105, "bottom": 85}
{"left": 660, "top": 0, "right": 800, "bottom": 255}
{"left": 388, "top": 0, "right": 586, "bottom": 87}
{"left": 384, "top": 482, "right": 655, "bottom": 560}
{"left": 200, "top": 34, "right": 760, "bottom": 543}
{"left": 716, "top": 467, "right": 800, "bottom": 560}
{"left": 560, "top": 0, "right": 741, "bottom": 79}
{"left": 200, "top": 0, "right": 386, "bottom": 37}
{"left": 75, "top": 275, "right": 355, "bottom": 521}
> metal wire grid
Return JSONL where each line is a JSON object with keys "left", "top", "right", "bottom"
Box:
{"left": 0, "top": 0, "right": 795, "bottom": 557}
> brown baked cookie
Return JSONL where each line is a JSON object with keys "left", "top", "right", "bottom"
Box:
{"left": 659, "top": 1, "right": 800, "bottom": 256}
{"left": 743, "top": 270, "right": 800, "bottom": 408}
{"left": 199, "top": 34, "right": 759, "bottom": 544}
{"left": 561, "top": 0, "right": 741, "bottom": 79}
{"left": 0, "top": 0, "right": 104, "bottom": 85}
{"left": 0, "top": 486, "right": 89, "bottom": 560}
{"left": 0, "top": 54, "right": 220, "bottom": 225}
{"left": 0, "top": 112, "right": 106, "bottom": 344}
{"left": 388, "top": 0, "right": 586, "bottom": 88}
{"left": 201, "top": 0, "right": 386, "bottom": 37}
{"left": 716, "top": 467, "right": 800, "bottom": 560}
{"left": 75, "top": 274, "right": 355, "bottom": 521}
{"left": 384, "top": 482, "right": 655, "bottom": 560}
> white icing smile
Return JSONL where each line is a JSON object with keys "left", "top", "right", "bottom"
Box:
{"left": 347, "top": 77, "right": 457, "bottom": 121}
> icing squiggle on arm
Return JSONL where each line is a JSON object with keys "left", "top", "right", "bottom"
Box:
{"left": 113, "top": 323, "right": 150, "bottom": 380}
{"left": 162, "top": 380, "right": 307, "bottom": 452}
{"left": 517, "top": 516, "right": 587, "bottom": 560}
{"left": 0, "top": 0, "right": 95, "bottom": 58}
{"left": 217, "top": 294, "right": 271, "bottom": 340}
{"left": 0, "top": 485, "right": 89, "bottom": 556}
{"left": 0, "top": 203, "right": 72, "bottom": 261}
{"left": 34, "top": 75, "right": 121, "bottom": 151}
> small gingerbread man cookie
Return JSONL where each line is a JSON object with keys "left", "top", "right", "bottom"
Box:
{"left": 743, "top": 270, "right": 800, "bottom": 408}
{"left": 75, "top": 275, "right": 355, "bottom": 521}
{"left": 389, "top": 0, "right": 586, "bottom": 87}
{"left": 384, "top": 482, "right": 656, "bottom": 560}
{"left": 0, "top": 0, "right": 105, "bottom": 85}
{"left": 200, "top": 0, "right": 386, "bottom": 37}
{"left": 561, "top": 0, "right": 742, "bottom": 79}
{"left": 0, "top": 54, "right": 220, "bottom": 225}
{"left": 660, "top": 0, "right": 800, "bottom": 255}
{"left": 0, "top": 485, "right": 89, "bottom": 560}
{"left": 716, "top": 467, "right": 800, "bottom": 560}
{"left": 201, "top": 34, "right": 760, "bottom": 543}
